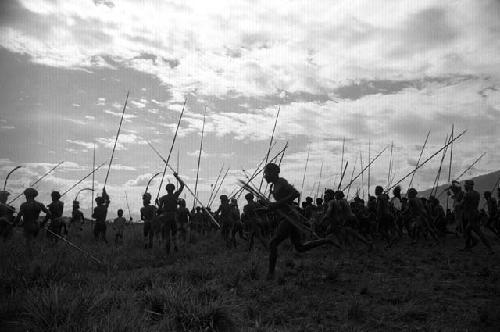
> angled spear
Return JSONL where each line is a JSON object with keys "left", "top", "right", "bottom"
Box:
{"left": 209, "top": 167, "right": 230, "bottom": 208}
{"left": 368, "top": 140, "right": 371, "bottom": 197}
{"left": 315, "top": 161, "right": 324, "bottom": 200}
{"left": 259, "top": 106, "right": 281, "bottom": 191}
{"left": 300, "top": 148, "right": 310, "bottom": 202}
{"left": 104, "top": 91, "right": 129, "bottom": 190}
{"left": 343, "top": 145, "right": 389, "bottom": 192}
{"left": 32, "top": 161, "right": 64, "bottom": 187}
{"left": 446, "top": 124, "right": 454, "bottom": 210}
{"left": 193, "top": 108, "right": 207, "bottom": 209}
{"left": 155, "top": 97, "right": 187, "bottom": 202}
{"left": 408, "top": 130, "right": 431, "bottom": 189}
{"left": 208, "top": 163, "right": 225, "bottom": 206}
{"left": 430, "top": 134, "right": 451, "bottom": 197}
{"left": 60, "top": 161, "right": 106, "bottom": 198}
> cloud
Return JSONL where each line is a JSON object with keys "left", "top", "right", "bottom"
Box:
{"left": 97, "top": 97, "right": 106, "bottom": 106}
{"left": 66, "top": 139, "right": 94, "bottom": 149}
{"left": 103, "top": 109, "right": 137, "bottom": 120}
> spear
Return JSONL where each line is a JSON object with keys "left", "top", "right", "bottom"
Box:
{"left": 231, "top": 142, "right": 288, "bottom": 199}
{"left": 438, "top": 152, "right": 486, "bottom": 198}
{"left": 338, "top": 161, "right": 349, "bottom": 191}
{"left": 3, "top": 165, "right": 22, "bottom": 191}
{"left": 343, "top": 145, "right": 389, "bottom": 192}
{"left": 258, "top": 106, "right": 281, "bottom": 191}
{"left": 368, "top": 140, "right": 371, "bottom": 197}
{"left": 32, "top": 161, "right": 65, "bottom": 187}
{"left": 193, "top": 108, "right": 207, "bottom": 209}
{"left": 60, "top": 162, "right": 106, "bottom": 198}
{"left": 155, "top": 97, "right": 187, "bottom": 202}
{"left": 45, "top": 228, "right": 104, "bottom": 266}
{"left": 92, "top": 144, "right": 96, "bottom": 216}
{"left": 359, "top": 150, "right": 365, "bottom": 199}
{"left": 347, "top": 156, "right": 358, "bottom": 198}
{"left": 278, "top": 141, "right": 288, "bottom": 167}
{"left": 409, "top": 130, "right": 431, "bottom": 189}
{"left": 8, "top": 162, "right": 64, "bottom": 204}
{"left": 208, "top": 163, "right": 225, "bottom": 206}
{"left": 340, "top": 137, "right": 345, "bottom": 183}
{"left": 104, "top": 91, "right": 129, "bottom": 189}
{"left": 300, "top": 149, "right": 310, "bottom": 202}
{"left": 315, "top": 161, "right": 324, "bottom": 200}
{"left": 125, "top": 191, "right": 132, "bottom": 221}
{"left": 176, "top": 148, "right": 180, "bottom": 188}
{"left": 387, "top": 141, "right": 394, "bottom": 188}
{"left": 430, "top": 134, "right": 451, "bottom": 196}
{"left": 446, "top": 124, "right": 454, "bottom": 210}
{"left": 387, "top": 130, "right": 466, "bottom": 192}
{"left": 145, "top": 172, "right": 161, "bottom": 194}
{"left": 74, "top": 187, "right": 93, "bottom": 202}
{"left": 209, "top": 167, "right": 230, "bottom": 208}
{"left": 147, "top": 141, "right": 220, "bottom": 228}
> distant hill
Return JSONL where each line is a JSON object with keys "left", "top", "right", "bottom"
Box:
{"left": 419, "top": 169, "right": 500, "bottom": 209}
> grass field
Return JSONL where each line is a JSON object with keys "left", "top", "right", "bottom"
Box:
{"left": 1, "top": 224, "right": 499, "bottom": 331}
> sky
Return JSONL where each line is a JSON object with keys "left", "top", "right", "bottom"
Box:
{"left": 1, "top": 0, "right": 500, "bottom": 219}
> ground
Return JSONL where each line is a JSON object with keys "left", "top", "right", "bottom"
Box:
{"left": 1, "top": 224, "right": 499, "bottom": 331}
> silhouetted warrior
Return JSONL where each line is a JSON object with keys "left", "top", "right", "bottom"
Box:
{"left": 14, "top": 188, "right": 52, "bottom": 257}
{"left": 0, "top": 190, "right": 15, "bottom": 240}
{"left": 44, "top": 191, "right": 66, "bottom": 242}
{"left": 176, "top": 198, "right": 190, "bottom": 244}
{"left": 69, "top": 200, "right": 84, "bottom": 237}
{"left": 92, "top": 188, "right": 110, "bottom": 244}
{"left": 405, "top": 188, "right": 430, "bottom": 243}
{"left": 484, "top": 191, "right": 499, "bottom": 236}
{"left": 141, "top": 192, "right": 157, "bottom": 249}
{"left": 156, "top": 173, "right": 184, "bottom": 253}
{"left": 375, "top": 186, "right": 395, "bottom": 247}
{"left": 214, "top": 195, "right": 238, "bottom": 248}
{"left": 113, "top": 209, "right": 126, "bottom": 245}
{"left": 191, "top": 206, "right": 204, "bottom": 234}
{"left": 263, "top": 163, "right": 335, "bottom": 280}
{"left": 461, "top": 180, "right": 493, "bottom": 254}
{"left": 230, "top": 197, "right": 247, "bottom": 247}
{"left": 243, "top": 193, "right": 268, "bottom": 251}
{"left": 448, "top": 181, "right": 464, "bottom": 233}
{"left": 335, "top": 190, "right": 372, "bottom": 250}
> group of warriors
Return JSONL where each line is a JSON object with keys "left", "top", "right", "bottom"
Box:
{"left": 1, "top": 163, "right": 498, "bottom": 279}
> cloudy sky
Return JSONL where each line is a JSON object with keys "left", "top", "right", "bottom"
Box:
{"left": 1, "top": 0, "right": 500, "bottom": 218}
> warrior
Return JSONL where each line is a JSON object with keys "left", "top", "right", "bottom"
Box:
{"left": 483, "top": 191, "right": 499, "bottom": 236}
{"left": 375, "top": 186, "right": 395, "bottom": 247}
{"left": 263, "top": 163, "right": 336, "bottom": 280}
{"left": 140, "top": 192, "right": 157, "bottom": 249}
{"left": 242, "top": 193, "right": 267, "bottom": 251}
{"left": 176, "top": 198, "right": 190, "bottom": 244}
{"left": 461, "top": 180, "right": 493, "bottom": 254}
{"left": 334, "top": 190, "right": 372, "bottom": 250}
{"left": 69, "top": 200, "right": 84, "bottom": 238}
{"left": 448, "top": 180, "right": 464, "bottom": 233}
{"left": 230, "top": 197, "right": 247, "bottom": 248}
{"left": 0, "top": 190, "right": 15, "bottom": 240}
{"left": 92, "top": 188, "right": 110, "bottom": 244}
{"left": 156, "top": 173, "right": 184, "bottom": 253}
{"left": 113, "top": 209, "right": 126, "bottom": 245}
{"left": 391, "top": 186, "right": 404, "bottom": 237}
{"left": 44, "top": 191, "right": 66, "bottom": 242}
{"left": 214, "top": 195, "right": 238, "bottom": 248}
{"left": 191, "top": 206, "right": 204, "bottom": 234}
{"left": 14, "top": 188, "right": 52, "bottom": 257}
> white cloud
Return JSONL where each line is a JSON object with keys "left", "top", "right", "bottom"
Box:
{"left": 97, "top": 97, "right": 106, "bottom": 106}
{"left": 66, "top": 139, "right": 95, "bottom": 149}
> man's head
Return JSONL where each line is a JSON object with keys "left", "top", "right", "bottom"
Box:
{"left": 324, "top": 189, "right": 335, "bottom": 201}
{"left": 178, "top": 198, "right": 186, "bottom": 207}
{"left": 220, "top": 195, "right": 228, "bottom": 203}
{"left": 334, "top": 191, "right": 345, "bottom": 200}
{"left": 73, "top": 200, "right": 80, "bottom": 209}
{"left": 230, "top": 198, "right": 238, "bottom": 207}
{"left": 407, "top": 188, "right": 417, "bottom": 198}
{"left": 244, "top": 193, "right": 254, "bottom": 202}
{"left": 23, "top": 187, "right": 38, "bottom": 199}
{"left": 196, "top": 206, "right": 202, "bottom": 212}
{"left": 142, "top": 192, "right": 152, "bottom": 204}
{"left": 393, "top": 186, "right": 401, "bottom": 197}
{"left": 165, "top": 183, "right": 175, "bottom": 194}
{"left": 51, "top": 191, "right": 61, "bottom": 201}
{"left": 263, "top": 163, "right": 280, "bottom": 183}
{"left": 95, "top": 196, "right": 105, "bottom": 205}
{"left": 464, "top": 179, "right": 474, "bottom": 191}
{"left": 315, "top": 197, "right": 323, "bottom": 206}
{"left": 117, "top": 209, "right": 123, "bottom": 217}
{"left": 0, "top": 190, "right": 9, "bottom": 204}
{"left": 305, "top": 196, "right": 313, "bottom": 205}
{"left": 375, "top": 186, "right": 384, "bottom": 196}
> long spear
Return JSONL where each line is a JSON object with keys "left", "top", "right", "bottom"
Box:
{"left": 104, "top": 91, "right": 129, "bottom": 189}
{"left": 45, "top": 228, "right": 104, "bottom": 265}
{"left": 155, "top": 98, "right": 187, "bottom": 202}
{"left": 92, "top": 144, "right": 96, "bottom": 216}
{"left": 338, "top": 161, "right": 349, "bottom": 191}
{"left": 209, "top": 167, "right": 230, "bottom": 208}
{"left": 315, "top": 161, "right": 324, "bottom": 200}
{"left": 387, "top": 141, "right": 394, "bottom": 188}
{"left": 145, "top": 172, "right": 161, "bottom": 194}
{"left": 343, "top": 145, "right": 389, "bottom": 192}
{"left": 278, "top": 141, "right": 288, "bottom": 167}
{"left": 208, "top": 163, "right": 224, "bottom": 205}
{"left": 347, "top": 156, "right": 358, "bottom": 198}
{"left": 300, "top": 149, "right": 310, "bottom": 201}
{"left": 409, "top": 130, "right": 431, "bottom": 188}
{"left": 8, "top": 162, "right": 64, "bottom": 204}
{"left": 387, "top": 130, "right": 466, "bottom": 192}
{"left": 437, "top": 152, "right": 486, "bottom": 198}
{"left": 32, "top": 161, "right": 65, "bottom": 187}
{"left": 258, "top": 106, "right": 281, "bottom": 191}
{"left": 3, "top": 166, "right": 22, "bottom": 191}
{"left": 446, "top": 124, "right": 454, "bottom": 210}
{"left": 367, "top": 140, "right": 371, "bottom": 197}
{"left": 193, "top": 108, "right": 207, "bottom": 209}
{"left": 147, "top": 141, "right": 220, "bottom": 228}
{"left": 360, "top": 150, "right": 365, "bottom": 199}
{"left": 430, "top": 134, "right": 451, "bottom": 196}
{"left": 60, "top": 162, "right": 106, "bottom": 198}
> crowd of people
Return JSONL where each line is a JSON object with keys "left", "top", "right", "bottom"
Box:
{"left": 0, "top": 163, "right": 498, "bottom": 280}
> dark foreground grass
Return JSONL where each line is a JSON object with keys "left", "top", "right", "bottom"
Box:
{"left": 1, "top": 224, "right": 500, "bottom": 331}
